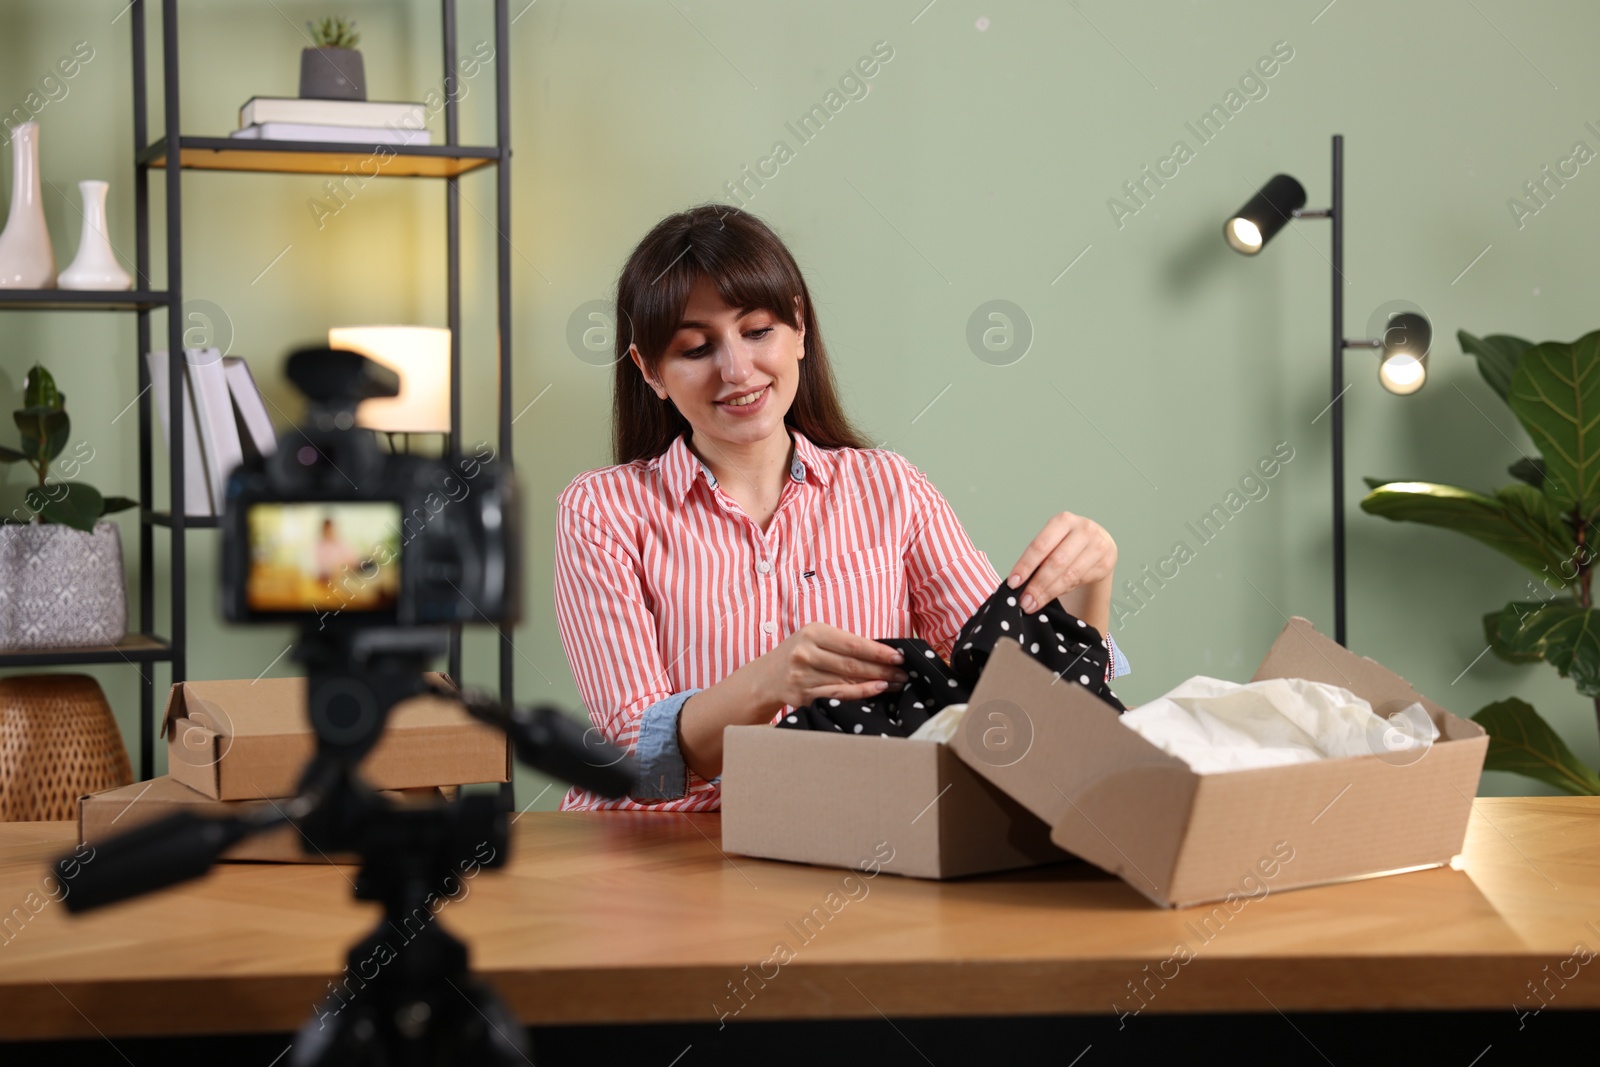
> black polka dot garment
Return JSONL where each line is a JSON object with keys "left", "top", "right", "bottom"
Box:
{"left": 777, "top": 580, "right": 1126, "bottom": 737}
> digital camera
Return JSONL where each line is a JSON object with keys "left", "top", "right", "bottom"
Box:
{"left": 219, "top": 347, "right": 520, "bottom": 630}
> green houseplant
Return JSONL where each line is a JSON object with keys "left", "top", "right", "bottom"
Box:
{"left": 299, "top": 15, "right": 365, "bottom": 101}
{"left": 0, "top": 364, "right": 134, "bottom": 649}
{"left": 0, "top": 364, "right": 135, "bottom": 529}
{"left": 1361, "top": 330, "right": 1600, "bottom": 795}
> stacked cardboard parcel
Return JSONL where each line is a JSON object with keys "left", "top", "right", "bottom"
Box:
{"left": 78, "top": 673, "right": 508, "bottom": 863}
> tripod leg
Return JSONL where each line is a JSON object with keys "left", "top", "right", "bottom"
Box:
{"left": 290, "top": 920, "right": 530, "bottom": 1066}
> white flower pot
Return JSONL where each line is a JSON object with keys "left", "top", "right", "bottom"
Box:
{"left": 0, "top": 521, "right": 128, "bottom": 649}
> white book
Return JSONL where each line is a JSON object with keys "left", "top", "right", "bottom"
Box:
{"left": 148, "top": 348, "right": 242, "bottom": 515}
{"left": 222, "top": 357, "right": 277, "bottom": 459}
{"left": 230, "top": 122, "right": 431, "bottom": 146}
{"left": 238, "top": 96, "right": 426, "bottom": 129}
{"left": 187, "top": 348, "right": 244, "bottom": 510}
{"left": 145, "top": 349, "right": 217, "bottom": 515}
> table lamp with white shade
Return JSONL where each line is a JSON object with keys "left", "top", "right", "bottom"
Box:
{"left": 327, "top": 326, "right": 451, "bottom": 450}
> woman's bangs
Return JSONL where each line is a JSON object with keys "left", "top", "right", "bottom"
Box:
{"left": 708, "top": 249, "right": 801, "bottom": 331}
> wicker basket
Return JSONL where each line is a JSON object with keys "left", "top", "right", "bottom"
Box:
{"left": 0, "top": 674, "right": 132, "bottom": 821}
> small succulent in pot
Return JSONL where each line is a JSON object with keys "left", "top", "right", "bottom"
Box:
{"left": 0, "top": 364, "right": 135, "bottom": 531}
{"left": 300, "top": 15, "right": 366, "bottom": 101}
{"left": 307, "top": 15, "right": 360, "bottom": 49}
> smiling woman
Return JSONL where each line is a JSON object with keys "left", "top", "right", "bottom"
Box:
{"left": 553, "top": 205, "right": 1128, "bottom": 812}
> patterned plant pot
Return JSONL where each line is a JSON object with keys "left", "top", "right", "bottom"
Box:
{"left": 0, "top": 521, "right": 127, "bottom": 649}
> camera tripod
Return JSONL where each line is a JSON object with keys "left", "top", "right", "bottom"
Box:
{"left": 57, "top": 624, "right": 635, "bottom": 1066}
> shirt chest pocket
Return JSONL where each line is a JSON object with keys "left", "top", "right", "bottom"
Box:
{"left": 790, "top": 545, "right": 909, "bottom": 640}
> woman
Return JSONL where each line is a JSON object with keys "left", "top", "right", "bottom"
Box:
{"left": 555, "top": 206, "right": 1128, "bottom": 811}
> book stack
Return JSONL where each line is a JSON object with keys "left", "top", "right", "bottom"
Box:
{"left": 230, "top": 96, "right": 432, "bottom": 145}
{"left": 146, "top": 349, "right": 277, "bottom": 517}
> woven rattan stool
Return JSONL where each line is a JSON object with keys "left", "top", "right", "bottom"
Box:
{"left": 0, "top": 674, "right": 132, "bottom": 821}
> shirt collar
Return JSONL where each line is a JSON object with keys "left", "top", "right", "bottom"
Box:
{"left": 653, "top": 433, "right": 702, "bottom": 504}
{"left": 652, "top": 429, "right": 832, "bottom": 504}
{"left": 788, "top": 428, "right": 832, "bottom": 489}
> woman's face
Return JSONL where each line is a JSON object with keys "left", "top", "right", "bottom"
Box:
{"left": 632, "top": 274, "right": 804, "bottom": 453}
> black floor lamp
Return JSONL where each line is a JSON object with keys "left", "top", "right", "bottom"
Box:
{"left": 1224, "top": 134, "right": 1431, "bottom": 648}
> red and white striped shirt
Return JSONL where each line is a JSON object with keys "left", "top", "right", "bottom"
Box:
{"left": 554, "top": 429, "right": 1126, "bottom": 812}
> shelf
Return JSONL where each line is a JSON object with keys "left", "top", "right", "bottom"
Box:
{"left": 0, "top": 633, "right": 172, "bottom": 667}
{"left": 0, "top": 289, "right": 169, "bottom": 311}
{"left": 144, "top": 510, "right": 221, "bottom": 528}
{"left": 141, "top": 137, "right": 501, "bottom": 178}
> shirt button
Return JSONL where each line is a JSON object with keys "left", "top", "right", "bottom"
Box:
{"left": 790, "top": 461, "right": 806, "bottom": 481}
{"left": 756, "top": 560, "right": 772, "bottom": 574}
{"left": 761, "top": 621, "right": 777, "bottom": 634}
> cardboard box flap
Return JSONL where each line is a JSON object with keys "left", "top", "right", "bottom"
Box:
{"left": 949, "top": 638, "right": 1186, "bottom": 827}
{"left": 1047, "top": 761, "right": 1197, "bottom": 903}
{"left": 1251, "top": 617, "right": 1481, "bottom": 738}
{"left": 162, "top": 672, "right": 462, "bottom": 739}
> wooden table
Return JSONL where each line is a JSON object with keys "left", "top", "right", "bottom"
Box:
{"left": 1, "top": 798, "right": 1597, "bottom": 1041}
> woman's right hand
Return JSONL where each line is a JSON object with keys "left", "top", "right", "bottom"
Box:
{"left": 677, "top": 622, "right": 913, "bottom": 781}
{"left": 755, "top": 622, "right": 910, "bottom": 710}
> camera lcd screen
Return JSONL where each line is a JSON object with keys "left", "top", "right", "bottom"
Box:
{"left": 245, "top": 502, "right": 402, "bottom": 613}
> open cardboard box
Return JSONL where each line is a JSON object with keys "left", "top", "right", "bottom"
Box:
{"left": 950, "top": 617, "right": 1489, "bottom": 906}
{"left": 720, "top": 723, "right": 1068, "bottom": 879}
{"left": 163, "top": 672, "right": 509, "bottom": 800}
{"left": 723, "top": 616, "right": 1488, "bottom": 906}
{"left": 79, "top": 776, "right": 454, "bottom": 864}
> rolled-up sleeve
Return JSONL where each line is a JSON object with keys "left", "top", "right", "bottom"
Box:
{"left": 1106, "top": 633, "right": 1130, "bottom": 680}
{"left": 630, "top": 688, "right": 704, "bottom": 800}
{"left": 553, "top": 486, "right": 691, "bottom": 800}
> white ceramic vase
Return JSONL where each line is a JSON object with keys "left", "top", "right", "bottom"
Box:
{"left": 0, "top": 122, "right": 56, "bottom": 289}
{"left": 57, "top": 180, "right": 132, "bottom": 291}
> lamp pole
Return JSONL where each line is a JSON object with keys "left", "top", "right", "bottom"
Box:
{"left": 1331, "top": 134, "right": 1346, "bottom": 648}
{"left": 1292, "top": 136, "right": 1349, "bottom": 646}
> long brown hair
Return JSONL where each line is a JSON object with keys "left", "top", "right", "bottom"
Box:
{"left": 611, "top": 205, "right": 871, "bottom": 464}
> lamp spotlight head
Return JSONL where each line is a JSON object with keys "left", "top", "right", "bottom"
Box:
{"left": 1225, "top": 174, "right": 1307, "bottom": 254}
{"left": 1378, "top": 311, "right": 1431, "bottom": 395}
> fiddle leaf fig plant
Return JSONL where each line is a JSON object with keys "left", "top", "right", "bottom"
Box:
{"left": 0, "top": 364, "right": 136, "bottom": 532}
{"left": 1360, "top": 329, "right": 1600, "bottom": 795}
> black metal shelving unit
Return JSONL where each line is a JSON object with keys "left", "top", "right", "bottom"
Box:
{"left": 1, "top": 0, "right": 514, "bottom": 800}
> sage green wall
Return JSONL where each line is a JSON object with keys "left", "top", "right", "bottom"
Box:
{"left": 3, "top": 0, "right": 1595, "bottom": 803}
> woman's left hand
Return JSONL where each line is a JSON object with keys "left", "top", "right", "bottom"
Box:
{"left": 1005, "top": 511, "right": 1117, "bottom": 614}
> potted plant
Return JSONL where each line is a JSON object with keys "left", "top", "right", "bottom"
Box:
{"left": 1361, "top": 330, "right": 1600, "bottom": 795}
{"left": 0, "top": 364, "right": 136, "bottom": 649}
{"left": 300, "top": 15, "right": 365, "bottom": 101}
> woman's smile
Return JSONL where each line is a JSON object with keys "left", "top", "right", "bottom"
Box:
{"left": 716, "top": 384, "right": 770, "bottom": 413}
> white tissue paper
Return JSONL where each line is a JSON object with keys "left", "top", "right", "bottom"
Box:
{"left": 908, "top": 703, "right": 968, "bottom": 743}
{"left": 1119, "top": 675, "right": 1438, "bottom": 773}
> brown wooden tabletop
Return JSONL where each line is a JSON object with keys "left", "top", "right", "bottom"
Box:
{"left": 1, "top": 797, "right": 1596, "bottom": 1040}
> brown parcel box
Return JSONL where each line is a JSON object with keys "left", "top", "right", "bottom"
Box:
{"left": 948, "top": 616, "right": 1490, "bottom": 908}
{"left": 163, "top": 673, "right": 509, "bottom": 800}
{"left": 720, "top": 725, "right": 1069, "bottom": 879}
{"left": 79, "top": 776, "right": 450, "bottom": 863}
